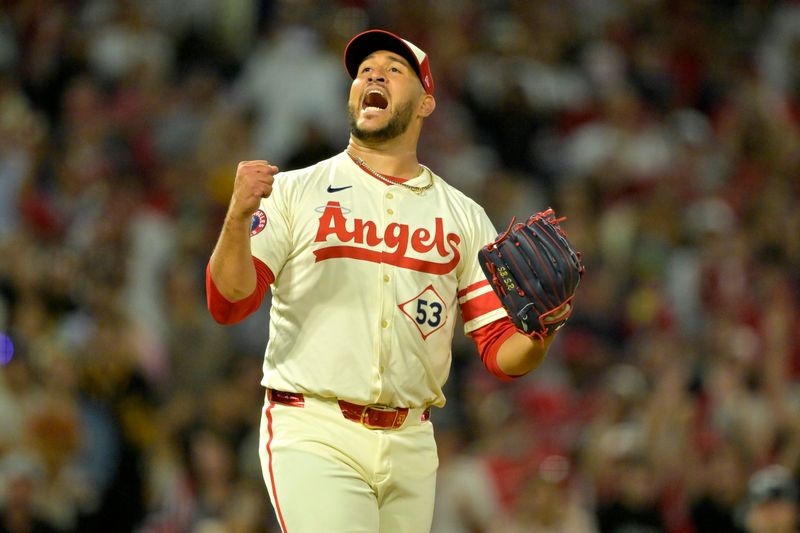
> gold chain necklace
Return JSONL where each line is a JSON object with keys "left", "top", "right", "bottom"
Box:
{"left": 347, "top": 151, "right": 434, "bottom": 194}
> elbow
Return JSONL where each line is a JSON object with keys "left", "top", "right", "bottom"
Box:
{"left": 206, "top": 292, "right": 258, "bottom": 325}
{"left": 208, "top": 303, "right": 234, "bottom": 325}
{"left": 205, "top": 285, "right": 238, "bottom": 325}
{"left": 205, "top": 262, "right": 256, "bottom": 325}
{"left": 204, "top": 257, "right": 274, "bottom": 325}
{"left": 215, "top": 285, "right": 253, "bottom": 303}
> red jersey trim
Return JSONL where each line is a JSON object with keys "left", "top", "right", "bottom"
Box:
{"left": 470, "top": 317, "right": 520, "bottom": 381}
{"left": 457, "top": 279, "right": 489, "bottom": 298}
{"left": 265, "top": 403, "right": 289, "bottom": 532}
{"left": 460, "top": 289, "right": 503, "bottom": 323}
{"left": 313, "top": 246, "right": 459, "bottom": 274}
{"left": 206, "top": 257, "right": 275, "bottom": 324}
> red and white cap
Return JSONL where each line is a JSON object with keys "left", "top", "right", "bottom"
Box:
{"left": 344, "top": 29, "right": 434, "bottom": 96}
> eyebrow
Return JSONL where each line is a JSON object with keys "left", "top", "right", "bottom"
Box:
{"left": 360, "top": 53, "right": 412, "bottom": 69}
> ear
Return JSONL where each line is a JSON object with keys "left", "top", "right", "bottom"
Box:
{"left": 418, "top": 94, "right": 436, "bottom": 118}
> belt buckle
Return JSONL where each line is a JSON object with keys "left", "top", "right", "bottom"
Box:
{"left": 359, "top": 404, "right": 398, "bottom": 430}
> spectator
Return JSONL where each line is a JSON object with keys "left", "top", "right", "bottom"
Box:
{"left": 741, "top": 465, "right": 798, "bottom": 533}
{"left": 0, "top": 2, "right": 797, "bottom": 531}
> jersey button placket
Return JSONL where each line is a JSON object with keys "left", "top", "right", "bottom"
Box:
{"left": 377, "top": 191, "right": 396, "bottom": 390}
{"left": 377, "top": 287, "right": 392, "bottom": 392}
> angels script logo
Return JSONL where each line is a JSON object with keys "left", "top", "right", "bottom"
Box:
{"left": 313, "top": 201, "right": 461, "bottom": 274}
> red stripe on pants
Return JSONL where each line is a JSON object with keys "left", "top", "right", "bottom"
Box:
{"left": 266, "top": 402, "right": 289, "bottom": 532}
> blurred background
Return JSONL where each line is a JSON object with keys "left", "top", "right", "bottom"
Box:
{"left": 0, "top": 0, "right": 798, "bottom": 532}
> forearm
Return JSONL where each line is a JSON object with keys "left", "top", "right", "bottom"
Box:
{"left": 209, "top": 213, "right": 257, "bottom": 301}
{"left": 495, "top": 331, "right": 557, "bottom": 376}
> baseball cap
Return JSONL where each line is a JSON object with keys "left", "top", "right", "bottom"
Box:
{"left": 344, "top": 30, "right": 434, "bottom": 95}
{"left": 746, "top": 465, "right": 798, "bottom": 506}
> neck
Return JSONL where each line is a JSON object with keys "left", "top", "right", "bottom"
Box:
{"left": 346, "top": 139, "right": 421, "bottom": 180}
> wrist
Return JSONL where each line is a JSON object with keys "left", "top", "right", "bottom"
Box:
{"left": 496, "top": 331, "right": 549, "bottom": 376}
{"left": 224, "top": 209, "right": 253, "bottom": 228}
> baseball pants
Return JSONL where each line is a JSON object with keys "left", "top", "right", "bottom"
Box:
{"left": 258, "top": 390, "right": 438, "bottom": 533}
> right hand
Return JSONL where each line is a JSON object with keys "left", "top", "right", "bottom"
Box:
{"left": 228, "top": 160, "right": 279, "bottom": 220}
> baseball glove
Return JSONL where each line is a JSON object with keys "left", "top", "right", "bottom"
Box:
{"left": 479, "top": 208, "right": 585, "bottom": 339}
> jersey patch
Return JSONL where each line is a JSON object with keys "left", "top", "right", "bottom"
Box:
{"left": 398, "top": 284, "right": 448, "bottom": 340}
{"left": 250, "top": 209, "right": 267, "bottom": 237}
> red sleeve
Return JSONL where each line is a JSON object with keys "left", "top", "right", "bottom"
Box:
{"left": 206, "top": 257, "right": 275, "bottom": 325}
{"left": 468, "top": 316, "right": 522, "bottom": 381}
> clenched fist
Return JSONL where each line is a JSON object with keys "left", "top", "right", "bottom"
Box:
{"left": 228, "top": 160, "right": 279, "bottom": 220}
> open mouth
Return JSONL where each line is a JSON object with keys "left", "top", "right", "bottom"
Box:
{"left": 361, "top": 89, "right": 389, "bottom": 112}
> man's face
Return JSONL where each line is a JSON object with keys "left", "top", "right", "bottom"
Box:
{"left": 348, "top": 50, "right": 425, "bottom": 143}
{"left": 746, "top": 500, "right": 798, "bottom": 533}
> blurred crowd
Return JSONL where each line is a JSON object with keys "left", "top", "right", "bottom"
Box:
{"left": 0, "top": 0, "right": 798, "bottom": 532}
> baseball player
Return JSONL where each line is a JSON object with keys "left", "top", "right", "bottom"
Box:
{"left": 206, "top": 29, "right": 569, "bottom": 532}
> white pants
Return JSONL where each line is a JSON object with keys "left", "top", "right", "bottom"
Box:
{"left": 258, "top": 391, "right": 438, "bottom": 533}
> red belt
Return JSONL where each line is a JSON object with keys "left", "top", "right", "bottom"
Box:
{"left": 267, "top": 389, "right": 430, "bottom": 430}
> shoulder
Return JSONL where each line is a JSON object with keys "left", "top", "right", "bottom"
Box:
{"left": 427, "top": 167, "right": 498, "bottom": 245}
{"left": 259, "top": 153, "right": 344, "bottom": 210}
{"left": 269, "top": 152, "right": 350, "bottom": 201}
{"left": 427, "top": 167, "right": 489, "bottom": 216}
{"left": 275, "top": 152, "right": 346, "bottom": 185}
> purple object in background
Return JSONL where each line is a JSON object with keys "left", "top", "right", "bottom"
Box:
{"left": 0, "top": 333, "right": 13, "bottom": 365}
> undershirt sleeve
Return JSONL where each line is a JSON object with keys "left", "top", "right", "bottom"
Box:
{"left": 206, "top": 256, "right": 275, "bottom": 324}
{"left": 468, "top": 316, "right": 522, "bottom": 381}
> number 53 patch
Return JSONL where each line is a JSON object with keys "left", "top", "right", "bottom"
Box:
{"left": 398, "top": 285, "right": 448, "bottom": 339}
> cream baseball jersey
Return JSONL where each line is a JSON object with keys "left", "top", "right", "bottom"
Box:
{"left": 250, "top": 151, "right": 506, "bottom": 409}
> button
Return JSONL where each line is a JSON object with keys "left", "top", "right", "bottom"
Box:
{"left": 379, "top": 365, "right": 385, "bottom": 374}
{"left": 387, "top": 208, "right": 394, "bottom": 215}
{"left": 386, "top": 193, "right": 393, "bottom": 199}
{"left": 383, "top": 274, "right": 390, "bottom": 283}
{"left": 381, "top": 320, "right": 389, "bottom": 328}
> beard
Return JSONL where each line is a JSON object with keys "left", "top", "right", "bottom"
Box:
{"left": 348, "top": 99, "right": 416, "bottom": 144}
